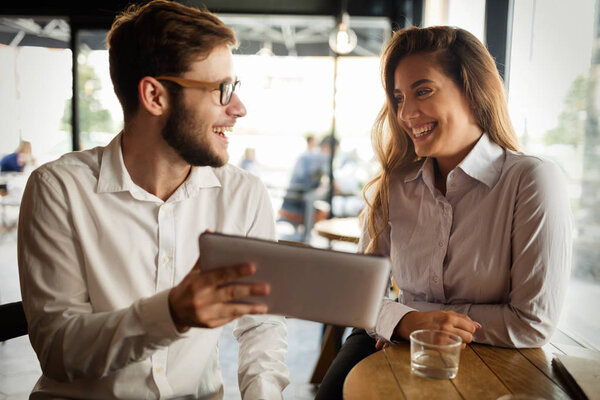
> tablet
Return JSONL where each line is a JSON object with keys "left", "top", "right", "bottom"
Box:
{"left": 198, "top": 232, "right": 391, "bottom": 329}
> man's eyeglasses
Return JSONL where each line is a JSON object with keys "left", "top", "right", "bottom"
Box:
{"left": 155, "top": 76, "right": 241, "bottom": 106}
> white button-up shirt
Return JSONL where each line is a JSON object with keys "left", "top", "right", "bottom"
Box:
{"left": 362, "top": 134, "right": 572, "bottom": 348}
{"left": 18, "top": 133, "right": 289, "bottom": 399}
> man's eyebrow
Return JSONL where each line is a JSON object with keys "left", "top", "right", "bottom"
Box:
{"left": 410, "top": 79, "right": 433, "bottom": 89}
{"left": 217, "top": 76, "right": 237, "bottom": 84}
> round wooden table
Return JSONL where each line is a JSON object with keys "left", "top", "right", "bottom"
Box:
{"left": 343, "top": 336, "right": 589, "bottom": 400}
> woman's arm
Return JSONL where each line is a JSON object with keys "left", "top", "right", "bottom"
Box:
{"left": 402, "top": 160, "right": 572, "bottom": 348}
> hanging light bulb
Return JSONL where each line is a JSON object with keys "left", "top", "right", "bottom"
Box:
{"left": 256, "top": 41, "right": 274, "bottom": 56}
{"left": 329, "top": 11, "right": 357, "bottom": 55}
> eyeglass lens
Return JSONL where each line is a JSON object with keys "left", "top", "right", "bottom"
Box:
{"left": 220, "top": 81, "right": 241, "bottom": 105}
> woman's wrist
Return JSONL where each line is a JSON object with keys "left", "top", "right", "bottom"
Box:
{"left": 392, "top": 311, "right": 416, "bottom": 341}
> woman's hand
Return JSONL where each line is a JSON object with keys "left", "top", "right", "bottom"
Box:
{"left": 375, "top": 338, "right": 389, "bottom": 350}
{"left": 393, "top": 310, "right": 481, "bottom": 348}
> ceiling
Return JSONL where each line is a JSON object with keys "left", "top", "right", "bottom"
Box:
{"left": 0, "top": 0, "right": 422, "bottom": 56}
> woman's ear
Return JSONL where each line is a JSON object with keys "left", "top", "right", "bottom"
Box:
{"left": 138, "top": 77, "right": 169, "bottom": 116}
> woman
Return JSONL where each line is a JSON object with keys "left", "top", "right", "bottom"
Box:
{"left": 315, "top": 26, "right": 571, "bottom": 399}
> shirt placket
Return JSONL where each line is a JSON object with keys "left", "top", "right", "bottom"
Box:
{"left": 431, "top": 198, "right": 452, "bottom": 302}
{"left": 151, "top": 201, "right": 176, "bottom": 398}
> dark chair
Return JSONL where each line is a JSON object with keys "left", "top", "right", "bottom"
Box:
{"left": 277, "top": 186, "right": 330, "bottom": 243}
{"left": 0, "top": 301, "right": 28, "bottom": 341}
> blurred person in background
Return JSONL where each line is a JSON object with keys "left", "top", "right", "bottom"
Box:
{"left": 239, "top": 147, "right": 260, "bottom": 176}
{"left": 1, "top": 140, "right": 35, "bottom": 173}
{"left": 278, "top": 135, "right": 338, "bottom": 240}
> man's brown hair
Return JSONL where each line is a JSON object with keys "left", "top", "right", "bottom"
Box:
{"left": 106, "top": 0, "right": 237, "bottom": 119}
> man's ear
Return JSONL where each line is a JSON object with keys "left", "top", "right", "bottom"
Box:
{"left": 138, "top": 77, "right": 168, "bottom": 116}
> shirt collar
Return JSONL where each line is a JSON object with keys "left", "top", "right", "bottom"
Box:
{"left": 457, "top": 133, "right": 504, "bottom": 189}
{"left": 404, "top": 158, "right": 436, "bottom": 195}
{"left": 403, "top": 133, "right": 504, "bottom": 190}
{"left": 97, "top": 132, "right": 221, "bottom": 201}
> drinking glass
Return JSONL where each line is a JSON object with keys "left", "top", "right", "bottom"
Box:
{"left": 410, "top": 329, "right": 462, "bottom": 379}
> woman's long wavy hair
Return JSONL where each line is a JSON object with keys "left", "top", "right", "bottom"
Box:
{"left": 361, "top": 26, "right": 519, "bottom": 254}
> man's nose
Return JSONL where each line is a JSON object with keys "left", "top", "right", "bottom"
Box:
{"left": 226, "top": 93, "right": 247, "bottom": 118}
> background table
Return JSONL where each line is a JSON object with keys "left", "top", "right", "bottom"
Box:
{"left": 343, "top": 331, "right": 597, "bottom": 399}
{"left": 313, "top": 217, "right": 361, "bottom": 244}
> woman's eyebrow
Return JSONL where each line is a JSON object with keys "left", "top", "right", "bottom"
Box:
{"left": 410, "top": 78, "right": 433, "bottom": 89}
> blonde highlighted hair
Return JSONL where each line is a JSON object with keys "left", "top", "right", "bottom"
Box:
{"left": 362, "top": 26, "right": 519, "bottom": 254}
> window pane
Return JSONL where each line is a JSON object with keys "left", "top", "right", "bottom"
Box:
{"left": 0, "top": 18, "right": 72, "bottom": 168}
{"left": 76, "top": 30, "right": 123, "bottom": 149}
{"left": 508, "top": 0, "right": 599, "bottom": 349}
{"left": 333, "top": 57, "right": 384, "bottom": 218}
{"left": 424, "top": 0, "right": 486, "bottom": 42}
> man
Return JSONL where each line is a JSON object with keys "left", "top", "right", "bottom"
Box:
{"left": 17, "top": 1, "right": 289, "bottom": 399}
{"left": 278, "top": 135, "right": 338, "bottom": 241}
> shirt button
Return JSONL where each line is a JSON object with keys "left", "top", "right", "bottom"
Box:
{"left": 433, "top": 276, "right": 439, "bottom": 283}
{"left": 155, "top": 365, "right": 163, "bottom": 374}
{"left": 161, "top": 256, "right": 170, "bottom": 265}
{"left": 438, "top": 241, "right": 444, "bottom": 247}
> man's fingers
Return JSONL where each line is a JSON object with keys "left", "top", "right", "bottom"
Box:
{"left": 202, "top": 263, "right": 257, "bottom": 286}
{"left": 214, "top": 283, "right": 270, "bottom": 303}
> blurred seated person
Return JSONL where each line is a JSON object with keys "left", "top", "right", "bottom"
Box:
{"left": 1, "top": 141, "right": 34, "bottom": 173}
{"left": 239, "top": 147, "right": 260, "bottom": 176}
{"left": 278, "top": 135, "right": 339, "bottom": 232}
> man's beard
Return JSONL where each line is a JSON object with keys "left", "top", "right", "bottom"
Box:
{"left": 161, "top": 93, "right": 227, "bottom": 167}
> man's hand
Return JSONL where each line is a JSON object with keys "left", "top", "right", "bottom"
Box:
{"left": 168, "top": 262, "right": 270, "bottom": 332}
{"left": 393, "top": 310, "right": 482, "bottom": 348}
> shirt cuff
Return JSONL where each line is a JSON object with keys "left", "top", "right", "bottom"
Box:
{"left": 376, "top": 300, "right": 416, "bottom": 342}
{"left": 137, "top": 289, "right": 187, "bottom": 346}
{"left": 242, "top": 379, "right": 284, "bottom": 400}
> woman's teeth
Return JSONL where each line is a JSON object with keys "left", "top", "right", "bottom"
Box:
{"left": 413, "top": 123, "right": 435, "bottom": 137}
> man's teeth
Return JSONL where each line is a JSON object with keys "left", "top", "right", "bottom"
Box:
{"left": 212, "top": 127, "right": 232, "bottom": 137}
{"left": 413, "top": 123, "right": 435, "bottom": 137}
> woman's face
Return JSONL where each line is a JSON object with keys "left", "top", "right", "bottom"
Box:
{"left": 393, "top": 53, "right": 482, "bottom": 172}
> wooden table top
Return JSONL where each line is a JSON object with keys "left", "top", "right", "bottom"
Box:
{"left": 314, "top": 217, "right": 361, "bottom": 244}
{"left": 343, "top": 332, "right": 596, "bottom": 400}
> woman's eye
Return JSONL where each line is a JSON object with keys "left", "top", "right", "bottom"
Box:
{"left": 394, "top": 96, "right": 404, "bottom": 104}
{"left": 416, "top": 88, "right": 432, "bottom": 96}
